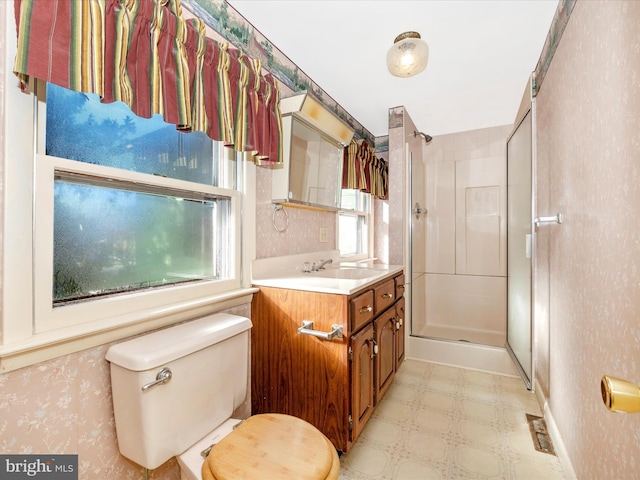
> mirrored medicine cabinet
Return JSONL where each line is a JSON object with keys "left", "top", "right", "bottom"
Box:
{"left": 272, "top": 93, "right": 354, "bottom": 211}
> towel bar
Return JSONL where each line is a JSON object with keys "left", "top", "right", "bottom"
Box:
{"left": 298, "top": 321, "right": 343, "bottom": 341}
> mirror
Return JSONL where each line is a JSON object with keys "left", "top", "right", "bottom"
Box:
{"left": 273, "top": 116, "right": 345, "bottom": 210}
{"left": 290, "top": 118, "right": 342, "bottom": 207}
{"left": 272, "top": 93, "right": 354, "bottom": 211}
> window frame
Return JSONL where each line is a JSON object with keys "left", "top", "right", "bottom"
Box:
{"left": 338, "top": 189, "right": 374, "bottom": 262}
{"left": 34, "top": 152, "right": 243, "bottom": 333}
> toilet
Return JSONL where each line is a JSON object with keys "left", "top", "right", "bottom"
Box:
{"left": 105, "top": 313, "right": 339, "bottom": 480}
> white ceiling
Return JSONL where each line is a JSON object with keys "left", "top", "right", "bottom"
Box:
{"left": 226, "top": 0, "right": 559, "bottom": 138}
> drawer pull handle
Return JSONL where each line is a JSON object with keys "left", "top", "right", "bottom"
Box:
{"left": 359, "top": 306, "right": 373, "bottom": 314}
{"left": 298, "top": 321, "right": 343, "bottom": 340}
{"left": 397, "top": 284, "right": 405, "bottom": 290}
{"left": 381, "top": 293, "right": 394, "bottom": 299}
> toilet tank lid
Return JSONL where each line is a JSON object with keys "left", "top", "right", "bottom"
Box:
{"left": 105, "top": 313, "right": 252, "bottom": 371}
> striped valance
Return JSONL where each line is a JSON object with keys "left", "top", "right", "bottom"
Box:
{"left": 342, "top": 139, "right": 388, "bottom": 200}
{"left": 13, "top": 0, "right": 282, "bottom": 165}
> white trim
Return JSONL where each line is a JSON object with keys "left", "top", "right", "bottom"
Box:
{"left": 33, "top": 154, "right": 243, "bottom": 333}
{"left": 241, "top": 158, "right": 257, "bottom": 287}
{"left": 2, "top": 9, "right": 35, "bottom": 345}
{"left": 338, "top": 187, "right": 373, "bottom": 261}
{"left": 535, "top": 378, "right": 577, "bottom": 480}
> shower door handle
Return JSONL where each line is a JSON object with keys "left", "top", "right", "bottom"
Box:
{"left": 534, "top": 213, "right": 563, "bottom": 227}
{"left": 413, "top": 202, "right": 428, "bottom": 220}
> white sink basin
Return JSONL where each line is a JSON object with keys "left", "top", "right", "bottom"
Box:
{"left": 310, "top": 267, "right": 382, "bottom": 280}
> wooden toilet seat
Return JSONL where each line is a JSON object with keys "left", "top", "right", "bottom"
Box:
{"left": 201, "top": 413, "right": 339, "bottom": 480}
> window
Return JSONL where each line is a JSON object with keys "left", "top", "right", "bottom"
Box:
{"left": 52, "top": 175, "right": 230, "bottom": 304}
{"left": 33, "top": 83, "right": 246, "bottom": 333}
{"left": 0, "top": 19, "right": 255, "bottom": 371}
{"left": 339, "top": 189, "right": 372, "bottom": 260}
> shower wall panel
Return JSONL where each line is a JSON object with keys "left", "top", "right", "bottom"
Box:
{"left": 456, "top": 156, "right": 507, "bottom": 276}
{"left": 424, "top": 273, "right": 506, "bottom": 346}
{"left": 426, "top": 161, "right": 455, "bottom": 274}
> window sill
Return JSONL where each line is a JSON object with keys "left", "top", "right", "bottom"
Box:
{"left": 0, "top": 287, "right": 258, "bottom": 373}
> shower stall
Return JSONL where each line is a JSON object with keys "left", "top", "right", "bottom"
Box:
{"left": 404, "top": 121, "right": 518, "bottom": 375}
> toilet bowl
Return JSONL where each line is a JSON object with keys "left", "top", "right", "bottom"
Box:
{"left": 106, "top": 313, "right": 339, "bottom": 480}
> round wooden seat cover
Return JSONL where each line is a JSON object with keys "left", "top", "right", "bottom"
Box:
{"left": 202, "top": 413, "right": 339, "bottom": 480}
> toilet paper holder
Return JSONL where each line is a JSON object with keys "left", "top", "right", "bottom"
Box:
{"left": 601, "top": 375, "right": 640, "bottom": 413}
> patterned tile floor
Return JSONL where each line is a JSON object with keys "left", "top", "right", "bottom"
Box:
{"left": 339, "top": 359, "right": 566, "bottom": 480}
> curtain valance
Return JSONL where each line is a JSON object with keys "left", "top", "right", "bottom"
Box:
{"left": 13, "top": 0, "right": 282, "bottom": 165}
{"left": 342, "top": 139, "right": 388, "bottom": 200}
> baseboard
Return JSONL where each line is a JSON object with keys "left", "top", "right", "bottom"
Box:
{"left": 535, "top": 378, "right": 577, "bottom": 480}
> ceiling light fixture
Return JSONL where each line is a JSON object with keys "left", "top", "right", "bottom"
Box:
{"left": 386, "top": 31, "right": 429, "bottom": 78}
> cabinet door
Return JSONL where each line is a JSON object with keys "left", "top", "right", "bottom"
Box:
{"left": 395, "top": 297, "right": 405, "bottom": 369}
{"left": 374, "top": 309, "right": 396, "bottom": 403}
{"left": 350, "top": 323, "right": 375, "bottom": 443}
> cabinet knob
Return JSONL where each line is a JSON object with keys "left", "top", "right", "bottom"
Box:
{"left": 359, "top": 305, "right": 373, "bottom": 314}
{"left": 381, "top": 293, "right": 394, "bottom": 299}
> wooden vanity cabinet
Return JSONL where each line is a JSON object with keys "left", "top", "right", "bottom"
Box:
{"left": 251, "top": 271, "right": 404, "bottom": 453}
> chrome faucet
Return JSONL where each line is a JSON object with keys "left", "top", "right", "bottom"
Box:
{"left": 313, "top": 259, "right": 333, "bottom": 271}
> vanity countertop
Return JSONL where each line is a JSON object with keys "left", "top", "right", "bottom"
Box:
{"left": 251, "top": 251, "right": 403, "bottom": 295}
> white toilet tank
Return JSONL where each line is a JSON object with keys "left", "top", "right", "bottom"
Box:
{"left": 105, "top": 313, "right": 252, "bottom": 470}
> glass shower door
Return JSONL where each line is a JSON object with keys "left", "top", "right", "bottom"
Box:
{"left": 506, "top": 109, "right": 533, "bottom": 387}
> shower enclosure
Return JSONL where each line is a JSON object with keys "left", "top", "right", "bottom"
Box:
{"left": 388, "top": 107, "right": 516, "bottom": 375}
{"left": 506, "top": 108, "right": 534, "bottom": 387}
{"left": 410, "top": 126, "right": 511, "bottom": 348}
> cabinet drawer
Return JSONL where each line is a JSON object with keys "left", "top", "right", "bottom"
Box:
{"left": 374, "top": 279, "right": 396, "bottom": 314}
{"left": 395, "top": 274, "right": 405, "bottom": 299}
{"left": 350, "top": 290, "right": 374, "bottom": 332}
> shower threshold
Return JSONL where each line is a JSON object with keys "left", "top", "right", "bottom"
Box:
{"left": 406, "top": 335, "right": 518, "bottom": 377}
{"left": 412, "top": 325, "right": 505, "bottom": 348}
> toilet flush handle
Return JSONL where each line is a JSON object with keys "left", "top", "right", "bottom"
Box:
{"left": 141, "top": 367, "right": 173, "bottom": 392}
